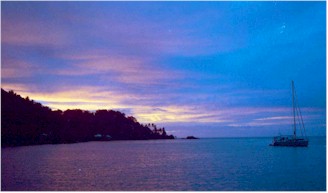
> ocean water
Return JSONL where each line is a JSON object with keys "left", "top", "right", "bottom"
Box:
{"left": 1, "top": 137, "right": 326, "bottom": 191}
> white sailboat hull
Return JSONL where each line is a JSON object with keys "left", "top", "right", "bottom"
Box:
{"left": 270, "top": 136, "right": 309, "bottom": 147}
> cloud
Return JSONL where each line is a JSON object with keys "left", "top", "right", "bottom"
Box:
{"left": 62, "top": 2, "right": 246, "bottom": 57}
{"left": 1, "top": 58, "right": 40, "bottom": 78}
{"left": 133, "top": 105, "right": 233, "bottom": 124}
{"left": 1, "top": 85, "right": 133, "bottom": 110}
{"left": 227, "top": 108, "right": 325, "bottom": 128}
{"left": 1, "top": 83, "right": 31, "bottom": 94}
{"left": 2, "top": 17, "right": 69, "bottom": 47}
{"left": 3, "top": 2, "right": 235, "bottom": 58}
{"left": 53, "top": 49, "right": 186, "bottom": 86}
{"left": 0, "top": 84, "right": 286, "bottom": 126}
{"left": 255, "top": 116, "right": 293, "bottom": 121}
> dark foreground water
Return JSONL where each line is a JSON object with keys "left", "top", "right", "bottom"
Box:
{"left": 1, "top": 137, "right": 326, "bottom": 191}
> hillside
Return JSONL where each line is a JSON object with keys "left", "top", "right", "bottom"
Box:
{"left": 1, "top": 89, "right": 174, "bottom": 147}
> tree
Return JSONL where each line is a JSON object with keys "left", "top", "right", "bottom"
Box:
{"left": 127, "top": 116, "right": 138, "bottom": 123}
{"left": 162, "top": 127, "right": 167, "bottom": 136}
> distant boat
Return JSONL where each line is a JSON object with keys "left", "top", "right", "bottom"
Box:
{"left": 270, "top": 81, "right": 309, "bottom": 147}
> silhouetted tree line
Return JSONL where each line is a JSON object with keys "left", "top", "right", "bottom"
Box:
{"left": 1, "top": 89, "right": 174, "bottom": 147}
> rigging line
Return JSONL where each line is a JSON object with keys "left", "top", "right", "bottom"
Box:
{"left": 292, "top": 82, "right": 302, "bottom": 137}
{"left": 294, "top": 91, "right": 303, "bottom": 136}
{"left": 295, "top": 92, "right": 303, "bottom": 136}
{"left": 289, "top": 82, "right": 294, "bottom": 136}
{"left": 294, "top": 96, "right": 303, "bottom": 136}
{"left": 292, "top": 81, "right": 297, "bottom": 138}
{"left": 294, "top": 88, "right": 307, "bottom": 137}
{"left": 296, "top": 105, "right": 304, "bottom": 137}
{"left": 298, "top": 106, "right": 307, "bottom": 137}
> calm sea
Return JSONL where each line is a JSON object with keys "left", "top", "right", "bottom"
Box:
{"left": 1, "top": 137, "right": 326, "bottom": 191}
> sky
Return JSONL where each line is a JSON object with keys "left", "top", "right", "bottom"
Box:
{"left": 1, "top": 1, "right": 326, "bottom": 137}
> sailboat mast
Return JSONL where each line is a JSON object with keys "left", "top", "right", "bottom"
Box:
{"left": 292, "top": 80, "right": 296, "bottom": 139}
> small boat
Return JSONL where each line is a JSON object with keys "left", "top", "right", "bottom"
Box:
{"left": 270, "top": 81, "right": 309, "bottom": 147}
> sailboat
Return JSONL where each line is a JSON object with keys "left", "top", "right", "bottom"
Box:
{"left": 270, "top": 81, "right": 309, "bottom": 147}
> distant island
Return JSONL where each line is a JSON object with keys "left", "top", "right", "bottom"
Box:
{"left": 1, "top": 89, "right": 174, "bottom": 147}
{"left": 186, "top": 136, "right": 199, "bottom": 139}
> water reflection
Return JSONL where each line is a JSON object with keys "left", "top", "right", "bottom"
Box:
{"left": 2, "top": 138, "right": 326, "bottom": 191}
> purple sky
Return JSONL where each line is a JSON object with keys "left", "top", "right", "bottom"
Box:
{"left": 1, "top": 2, "right": 326, "bottom": 137}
